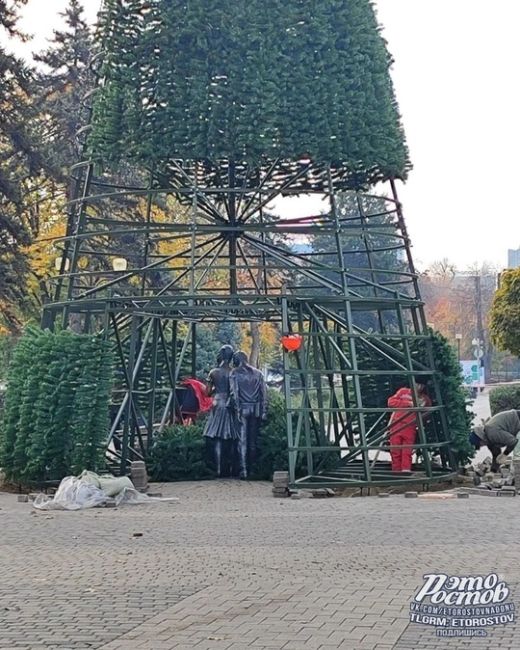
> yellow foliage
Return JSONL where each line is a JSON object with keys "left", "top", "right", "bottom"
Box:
{"left": 24, "top": 218, "right": 66, "bottom": 280}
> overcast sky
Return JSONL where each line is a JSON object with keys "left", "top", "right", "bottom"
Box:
{"left": 4, "top": 0, "right": 520, "bottom": 271}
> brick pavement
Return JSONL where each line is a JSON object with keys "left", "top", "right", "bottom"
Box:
{"left": 1, "top": 480, "right": 519, "bottom": 649}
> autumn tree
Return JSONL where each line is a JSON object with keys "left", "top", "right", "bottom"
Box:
{"left": 490, "top": 268, "right": 520, "bottom": 357}
{"left": 419, "top": 261, "right": 497, "bottom": 380}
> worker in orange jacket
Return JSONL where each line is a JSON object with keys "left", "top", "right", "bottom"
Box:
{"left": 387, "top": 383, "right": 431, "bottom": 473}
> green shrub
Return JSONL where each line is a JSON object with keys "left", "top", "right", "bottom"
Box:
{"left": 147, "top": 389, "right": 304, "bottom": 481}
{"left": 489, "top": 385, "right": 520, "bottom": 416}
{"left": 0, "top": 334, "right": 16, "bottom": 382}
{"left": 147, "top": 388, "right": 339, "bottom": 482}
{"left": 147, "top": 420, "right": 214, "bottom": 482}
{"left": 251, "top": 390, "right": 291, "bottom": 480}
{"left": 252, "top": 389, "right": 339, "bottom": 480}
{"left": 0, "top": 326, "right": 114, "bottom": 484}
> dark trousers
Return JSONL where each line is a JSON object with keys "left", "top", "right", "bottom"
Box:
{"left": 238, "top": 413, "right": 261, "bottom": 479}
{"left": 488, "top": 440, "right": 518, "bottom": 472}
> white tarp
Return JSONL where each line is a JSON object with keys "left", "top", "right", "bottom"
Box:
{"left": 33, "top": 471, "right": 177, "bottom": 510}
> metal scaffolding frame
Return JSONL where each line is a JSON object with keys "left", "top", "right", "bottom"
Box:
{"left": 42, "top": 157, "right": 458, "bottom": 486}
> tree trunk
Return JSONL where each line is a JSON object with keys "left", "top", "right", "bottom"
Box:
{"left": 249, "top": 321, "right": 260, "bottom": 368}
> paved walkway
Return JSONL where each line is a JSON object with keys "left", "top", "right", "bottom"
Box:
{"left": 0, "top": 478, "right": 519, "bottom": 650}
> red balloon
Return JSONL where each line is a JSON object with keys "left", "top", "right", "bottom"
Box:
{"left": 281, "top": 335, "right": 303, "bottom": 352}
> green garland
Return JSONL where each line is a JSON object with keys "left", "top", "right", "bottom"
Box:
{"left": 0, "top": 327, "right": 114, "bottom": 484}
{"left": 89, "top": 0, "right": 409, "bottom": 183}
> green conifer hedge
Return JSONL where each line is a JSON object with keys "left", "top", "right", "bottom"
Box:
{"left": 89, "top": 0, "right": 409, "bottom": 185}
{"left": 0, "top": 327, "right": 114, "bottom": 484}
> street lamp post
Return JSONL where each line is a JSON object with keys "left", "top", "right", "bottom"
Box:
{"left": 455, "top": 333, "right": 462, "bottom": 362}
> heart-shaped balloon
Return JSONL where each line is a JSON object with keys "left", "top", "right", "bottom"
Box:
{"left": 281, "top": 334, "right": 303, "bottom": 352}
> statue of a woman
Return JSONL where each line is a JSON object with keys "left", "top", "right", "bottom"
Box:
{"left": 203, "top": 345, "right": 238, "bottom": 477}
{"left": 230, "top": 351, "right": 267, "bottom": 479}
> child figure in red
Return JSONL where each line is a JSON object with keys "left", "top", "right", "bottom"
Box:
{"left": 387, "top": 383, "right": 431, "bottom": 473}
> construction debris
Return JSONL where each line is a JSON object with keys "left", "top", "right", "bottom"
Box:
{"left": 467, "top": 455, "right": 517, "bottom": 496}
{"left": 272, "top": 471, "right": 290, "bottom": 498}
{"left": 272, "top": 472, "right": 336, "bottom": 499}
{"left": 130, "top": 461, "right": 148, "bottom": 492}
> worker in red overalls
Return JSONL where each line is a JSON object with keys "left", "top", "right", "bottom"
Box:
{"left": 387, "top": 383, "right": 431, "bottom": 473}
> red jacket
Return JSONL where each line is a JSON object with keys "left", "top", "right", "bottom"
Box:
{"left": 181, "top": 378, "right": 213, "bottom": 413}
{"left": 388, "top": 387, "right": 431, "bottom": 433}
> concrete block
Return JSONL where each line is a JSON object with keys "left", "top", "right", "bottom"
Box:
{"left": 17, "top": 495, "right": 28, "bottom": 503}
{"left": 404, "top": 491, "right": 418, "bottom": 498}
{"left": 378, "top": 492, "right": 390, "bottom": 498}
{"left": 273, "top": 471, "right": 289, "bottom": 487}
{"left": 457, "top": 492, "right": 469, "bottom": 499}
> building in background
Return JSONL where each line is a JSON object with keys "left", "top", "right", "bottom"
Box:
{"left": 507, "top": 248, "right": 520, "bottom": 268}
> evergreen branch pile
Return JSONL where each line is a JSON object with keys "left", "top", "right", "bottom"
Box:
{"left": 0, "top": 326, "right": 114, "bottom": 484}
{"left": 89, "top": 0, "right": 409, "bottom": 184}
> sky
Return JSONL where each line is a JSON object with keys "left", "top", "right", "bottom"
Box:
{"left": 4, "top": 0, "right": 520, "bottom": 271}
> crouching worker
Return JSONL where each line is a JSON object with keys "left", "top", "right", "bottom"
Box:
{"left": 387, "top": 383, "right": 431, "bottom": 473}
{"left": 470, "top": 409, "right": 520, "bottom": 471}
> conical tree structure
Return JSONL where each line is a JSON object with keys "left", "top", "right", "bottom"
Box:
{"left": 89, "top": 0, "right": 409, "bottom": 185}
{"left": 43, "top": 0, "right": 460, "bottom": 486}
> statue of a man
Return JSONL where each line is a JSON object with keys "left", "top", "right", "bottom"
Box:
{"left": 230, "top": 351, "right": 267, "bottom": 479}
{"left": 203, "top": 345, "right": 238, "bottom": 477}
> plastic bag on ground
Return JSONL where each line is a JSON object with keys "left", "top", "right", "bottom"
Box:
{"left": 32, "top": 471, "right": 178, "bottom": 510}
{"left": 33, "top": 476, "right": 107, "bottom": 510}
{"left": 114, "top": 487, "right": 178, "bottom": 506}
{"left": 98, "top": 475, "right": 133, "bottom": 497}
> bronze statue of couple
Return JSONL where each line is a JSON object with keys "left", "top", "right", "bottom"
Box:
{"left": 203, "top": 345, "right": 267, "bottom": 479}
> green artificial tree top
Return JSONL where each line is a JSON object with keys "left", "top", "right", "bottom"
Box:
{"left": 89, "top": 0, "right": 410, "bottom": 187}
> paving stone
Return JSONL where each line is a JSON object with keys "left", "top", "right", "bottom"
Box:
{"left": 2, "top": 480, "right": 520, "bottom": 649}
